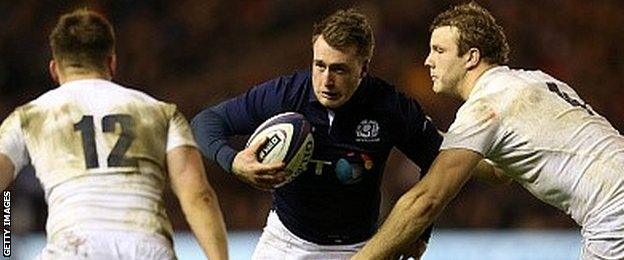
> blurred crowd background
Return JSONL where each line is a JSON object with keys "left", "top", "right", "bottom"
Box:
{"left": 2, "top": 0, "right": 622, "bottom": 237}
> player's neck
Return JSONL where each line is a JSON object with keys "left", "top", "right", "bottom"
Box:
{"left": 458, "top": 63, "right": 496, "bottom": 101}
{"left": 58, "top": 70, "right": 112, "bottom": 85}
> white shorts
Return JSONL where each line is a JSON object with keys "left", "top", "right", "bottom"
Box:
{"left": 252, "top": 211, "right": 366, "bottom": 260}
{"left": 37, "top": 230, "right": 175, "bottom": 260}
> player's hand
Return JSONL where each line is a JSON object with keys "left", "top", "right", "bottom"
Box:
{"left": 231, "top": 137, "right": 288, "bottom": 190}
{"left": 397, "top": 239, "right": 427, "bottom": 260}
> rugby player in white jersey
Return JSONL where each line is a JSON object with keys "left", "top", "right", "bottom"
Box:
{"left": 354, "top": 2, "right": 624, "bottom": 259}
{"left": 0, "top": 9, "right": 228, "bottom": 259}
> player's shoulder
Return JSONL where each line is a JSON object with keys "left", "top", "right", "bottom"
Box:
{"left": 264, "top": 70, "right": 311, "bottom": 88}
{"left": 108, "top": 82, "right": 178, "bottom": 116}
{"left": 106, "top": 81, "right": 163, "bottom": 103}
{"left": 291, "top": 69, "right": 312, "bottom": 81}
{"left": 361, "top": 75, "right": 420, "bottom": 110}
{"left": 29, "top": 79, "right": 156, "bottom": 104}
{"left": 363, "top": 74, "right": 394, "bottom": 91}
{"left": 36, "top": 79, "right": 176, "bottom": 116}
{"left": 483, "top": 67, "right": 557, "bottom": 93}
{"left": 250, "top": 70, "right": 313, "bottom": 110}
{"left": 471, "top": 67, "right": 564, "bottom": 117}
{"left": 279, "top": 70, "right": 312, "bottom": 98}
{"left": 358, "top": 75, "right": 399, "bottom": 102}
{"left": 12, "top": 86, "right": 64, "bottom": 118}
{"left": 474, "top": 67, "right": 538, "bottom": 102}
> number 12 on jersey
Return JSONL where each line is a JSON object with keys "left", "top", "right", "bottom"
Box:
{"left": 74, "top": 114, "right": 138, "bottom": 169}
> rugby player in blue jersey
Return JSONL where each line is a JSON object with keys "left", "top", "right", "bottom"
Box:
{"left": 192, "top": 8, "right": 504, "bottom": 259}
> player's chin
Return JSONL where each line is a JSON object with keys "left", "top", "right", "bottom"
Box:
{"left": 431, "top": 83, "right": 444, "bottom": 94}
{"left": 432, "top": 84, "right": 452, "bottom": 96}
{"left": 318, "top": 98, "right": 345, "bottom": 109}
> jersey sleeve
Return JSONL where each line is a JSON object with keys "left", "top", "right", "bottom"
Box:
{"left": 0, "top": 110, "right": 30, "bottom": 179}
{"left": 394, "top": 94, "right": 443, "bottom": 173}
{"left": 441, "top": 98, "right": 501, "bottom": 156}
{"left": 191, "top": 74, "right": 297, "bottom": 172}
{"left": 166, "top": 106, "right": 198, "bottom": 152}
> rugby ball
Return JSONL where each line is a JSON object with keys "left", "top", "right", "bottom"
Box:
{"left": 246, "top": 112, "right": 314, "bottom": 187}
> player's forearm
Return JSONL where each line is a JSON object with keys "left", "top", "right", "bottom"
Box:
{"left": 354, "top": 186, "right": 446, "bottom": 259}
{"left": 355, "top": 149, "right": 481, "bottom": 259}
{"left": 179, "top": 189, "right": 229, "bottom": 260}
{"left": 169, "top": 147, "right": 229, "bottom": 259}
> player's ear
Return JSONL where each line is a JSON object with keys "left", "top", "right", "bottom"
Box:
{"left": 108, "top": 53, "right": 117, "bottom": 78}
{"left": 465, "top": 47, "right": 481, "bottom": 70}
{"left": 49, "top": 60, "right": 60, "bottom": 84}
{"left": 360, "top": 59, "right": 369, "bottom": 78}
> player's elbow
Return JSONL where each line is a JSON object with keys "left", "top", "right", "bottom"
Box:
{"left": 172, "top": 173, "right": 219, "bottom": 209}
{"left": 190, "top": 105, "right": 226, "bottom": 133}
{"left": 180, "top": 184, "right": 219, "bottom": 207}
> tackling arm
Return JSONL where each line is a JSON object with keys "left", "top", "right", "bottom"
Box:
{"left": 167, "top": 146, "right": 228, "bottom": 260}
{"left": 353, "top": 148, "right": 483, "bottom": 259}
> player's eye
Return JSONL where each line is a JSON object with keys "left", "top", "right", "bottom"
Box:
{"left": 315, "top": 62, "right": 326, "bottom": 71}
{"left": 329, "top": 65, "right": 348, "bottom": 75}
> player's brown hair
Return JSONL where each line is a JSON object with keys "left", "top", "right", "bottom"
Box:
{"left": 49, "top": 9, "right": 115, "bottom": 73}
{"left": 430, "top": 2, "right": 509, "bottom": 65}
{"left": 312, "top": 8, "right": 375, "bottom": 62}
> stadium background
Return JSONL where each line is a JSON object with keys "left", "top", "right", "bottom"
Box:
{"left": 1, "top": 0, "right": 622, "bottom": 259}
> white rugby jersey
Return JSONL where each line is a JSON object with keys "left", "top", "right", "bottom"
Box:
{"left": 0, "top": 79, "right": 197, "bottom": 243}
{"left": 442, "top": 66, "right": 624, "bottom": 238}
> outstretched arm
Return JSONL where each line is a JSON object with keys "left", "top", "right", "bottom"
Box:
{"left": 167, "top": 146, "right": 228, "bottom": 260}
{"left": 353, "top": 148, "right": 483, "bottom": 259}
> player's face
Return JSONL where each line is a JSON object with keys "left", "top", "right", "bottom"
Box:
{"left": 312, "top": 36, "right": 366, "bottom": 109}
{"left": 424, "top": 26, "right": 468, "bottom": 97}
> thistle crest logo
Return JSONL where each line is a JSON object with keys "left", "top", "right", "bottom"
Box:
{"left": 355, "top": 119, "right": 380, "bottom": 142}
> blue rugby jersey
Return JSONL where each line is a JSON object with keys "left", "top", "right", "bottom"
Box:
{"left": 192, "top": 70, "right": 442, "bottom": 245}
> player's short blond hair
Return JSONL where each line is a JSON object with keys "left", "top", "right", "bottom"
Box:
{"left": 312, "top": 9, "right": 375, "bottom": 62}
{"left": 49, "top": 9, "right": 115, "bottom": 72}
{"left": 431, "top": 2, "right": 509, "bottom": 65}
